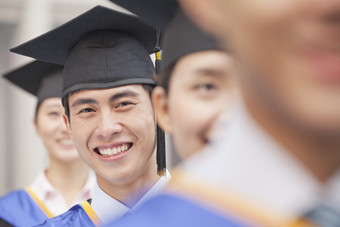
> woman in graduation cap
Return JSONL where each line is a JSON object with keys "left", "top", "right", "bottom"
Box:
{"left": 11, "top": 5, "right": 169, "bottom": 226}
{"left": 0, "top": 60, "right": 95, "bottom": 227}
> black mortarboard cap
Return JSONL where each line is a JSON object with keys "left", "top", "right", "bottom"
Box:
{"left": 161, "top": 9, "right": 222, "bottom": 71}
{"left": 10, "top": 5, "right": 157, "bottom": 101}
{"left": 3, "top": 60, "right": 63, "bottom": 103}
{"left": 107, "top": 0, "right": 222, "bottom": 72}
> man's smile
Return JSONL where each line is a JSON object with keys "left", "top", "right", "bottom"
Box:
{"left": 94, "top": 143, "right": 133, "bottom": 157}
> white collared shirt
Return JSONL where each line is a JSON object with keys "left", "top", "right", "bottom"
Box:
{"left": 181, "top": 102, "right": 340, "bottom": 221}
{"left": 29, "top": 170, "right": 96, "bottom": 216}
{"left": 91, "top": 170, "right": 171, "bottom": 225}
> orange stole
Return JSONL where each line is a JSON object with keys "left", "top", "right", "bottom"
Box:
{"left": 24, "top": 187, "right": 54, "bottom": 218}
{"left": 80, "top": 200, "right": 102, "bottom": 226}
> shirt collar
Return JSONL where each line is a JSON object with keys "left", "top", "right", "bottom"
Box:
{"left": 180, "top": 102, "right": 333, "bottom": 220}
{"left": 29, "top": 169, "right": 96, "bottom": 202}
{"left": 91, "top": 170, "right": 171, "bottom": 225}
{"left": 29, "top": 170, "right": 57, "bottom": 200}
{"left": 79, "top": 170, "right": 96, "bottom": 199}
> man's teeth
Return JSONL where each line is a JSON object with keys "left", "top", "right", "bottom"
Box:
{"left": 98, "top": 144, "right": 129, "bottom": 156}
{"left": 60, "top": 139, "right": 73, "bottom": 145}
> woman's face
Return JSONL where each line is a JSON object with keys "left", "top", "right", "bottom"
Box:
{"left": 35, "top": 97, "right": 80, "bottom": 163}
{"left": 153, "top": 50, "right": 238, "bottom": 159}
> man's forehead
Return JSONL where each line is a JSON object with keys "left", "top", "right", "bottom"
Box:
{"left": 68, "top": 84, "right": 146, "bottom": 104}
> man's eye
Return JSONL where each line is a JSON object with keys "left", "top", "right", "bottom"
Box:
{"left": 197, "top": 83, "right": 216, "bottom": 91}
{"left": 116, "top": 102, "right": 133, "bottom": 108}
{"left": 78, "top": 108, "right": 94, "bottom": 114}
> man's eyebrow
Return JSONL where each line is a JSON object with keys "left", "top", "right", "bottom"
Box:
{"left": 109, "top": 90, "right": 140, "bottom": 103}
{"left": 194, "top": 68, "right": 225, "bottom": 77}
{"left": 71, "top": 98, "right": 98, "bottom": 108}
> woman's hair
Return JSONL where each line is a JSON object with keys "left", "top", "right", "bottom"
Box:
{"left": 34, "top": 100, "right": 43, "bottom": 123}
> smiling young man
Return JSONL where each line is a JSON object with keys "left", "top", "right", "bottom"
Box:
{"left": 11, "top": 5, "right": 168, "bottom": 226}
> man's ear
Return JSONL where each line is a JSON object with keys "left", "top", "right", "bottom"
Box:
{"left": 152, "top": 86, "right": 174, "bottom": 134}
{"left": 179, "top": 0, "right": 226, "bottom": 38}
{"left": 63, "top": 114, "right": 72, "bottom": 136}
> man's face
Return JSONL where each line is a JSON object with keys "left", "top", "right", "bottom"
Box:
{"left": 154, "top": 50, "right": 237, "bottom": 160}
{"left": 65, "top": 85, "right": 157, "bottom": 186}
{"left": 180, "top": 0, "right": 340, "bottom": 135}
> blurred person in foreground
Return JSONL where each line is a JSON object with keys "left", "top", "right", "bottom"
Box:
{"left": 105, "top": 0, "right": 340, "bottom": 226}
{"left": 0, "top": 60, "right": 95, "bottom": 226}
{"left": 177, "top": 0, "right": 340, "bottom": 226}
{"left": 11, "top": 6, "right": 169, "bottom": 226}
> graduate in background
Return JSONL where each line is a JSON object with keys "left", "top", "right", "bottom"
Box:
{"left": 152, "top": 9, "right": 238, "bottom": 161}
{"left": 0, "top": 60, "right": 95, "bottom": 226}
{"left": 11, "top": 6, "right": 169, "bottom": 226}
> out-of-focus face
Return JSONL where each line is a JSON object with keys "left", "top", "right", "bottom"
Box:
{"left": 153, "top": 50, "right": 238, "bottom": 159}
{"left": 35, "top": 97, "right": 79, "bottom": 163}
{"left": 65, "top": 85, "right": 157, "bottom": 186}
{"left": 180, "top": 0, "right": 340, "bottom": 136}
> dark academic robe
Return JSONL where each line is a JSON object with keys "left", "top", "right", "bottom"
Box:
{"left": 36, "top": 201, "right": 101, "bottom": 227}
{"left": 0, "top": 217, "right": 13, "bottom": 227}
{"left": 0, "top": 188, "right": 52, "bottom": 226}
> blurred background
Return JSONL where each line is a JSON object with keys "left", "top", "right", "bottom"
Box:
{"left": 0, "top": 0, "right": 178, "bottom": 195}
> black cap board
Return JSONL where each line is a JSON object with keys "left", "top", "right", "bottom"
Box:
{"left": 3, "top": 60, "right": 63, "bottom": 103}
{"left": 10, "top": 5, "right": 158, "bottom": 101}
{"left": 10, "top": 5, "right": 166, "bottom": 175}
{"left": 161, "top": 9, "right": 222, "bottom": 71}
{"left": 107, "top": 0, "right": 222, "bottom": 72}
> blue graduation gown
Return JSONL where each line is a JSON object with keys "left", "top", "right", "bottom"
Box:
{"left": 104, "top": 171, "right": 316, "bottom": 227}
{"left": 37, "top": 201, "right": 101, "bottom": 227}
{"left": 0, "top": 188, "right": 51, "bottom": 226}
{"left": 106, "top": 194, "right": 249, "bottom": 227}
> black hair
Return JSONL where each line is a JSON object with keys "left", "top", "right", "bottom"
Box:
{"left": 34, "top": 100, "right": 43, "bottom": 123}
{"left": 156, "top": 62, "right": 177, "bottom": 94}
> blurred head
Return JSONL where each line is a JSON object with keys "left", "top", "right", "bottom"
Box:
{"left": 3, "top": 60, "right": 80, "bottom": 164}
{"left": 35, "top": 97, "right": 79, "bottom": 163}
{"left": 179, "top": 0, "right": 340, "bottom": 139}
{"left": 151, "top": 9, "right": 238, "bottom": 160}
{"left": 153, "top": 50, "right": 238, "bottom": 160}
